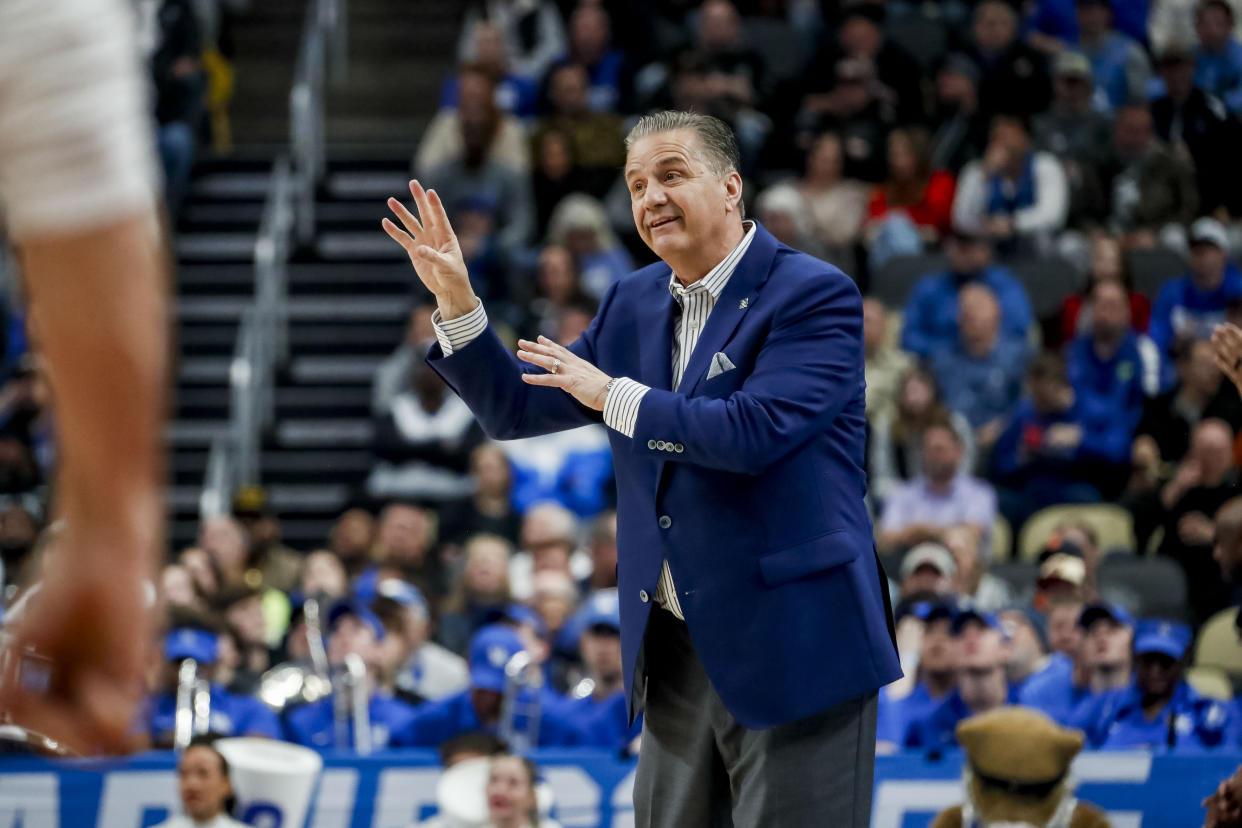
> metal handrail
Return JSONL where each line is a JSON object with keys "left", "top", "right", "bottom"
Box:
{"left": 291, "top": 0, "right": 347, "bottom": 244}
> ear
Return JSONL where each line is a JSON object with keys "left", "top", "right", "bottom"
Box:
{"left": 723, "top": 171, "right": 743, "bottom": 214}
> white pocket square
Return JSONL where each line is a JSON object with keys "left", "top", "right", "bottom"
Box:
{"left": 706, "top": 352, "right": 736, "bottom": 380}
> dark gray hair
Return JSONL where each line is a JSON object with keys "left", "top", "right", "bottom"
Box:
{"left": 624, "top": 110, "right": 741, "bottom": 178}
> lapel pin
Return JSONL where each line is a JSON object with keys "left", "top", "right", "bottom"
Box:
{"left": 738, "top": 298, "right": 749, "bottom": 309}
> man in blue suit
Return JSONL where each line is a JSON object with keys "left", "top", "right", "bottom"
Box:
{"left": 381, "top": 110, "right": 901, "bottom": 826}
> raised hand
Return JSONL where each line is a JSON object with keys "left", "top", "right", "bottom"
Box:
{"left": 517, "top": 336, "right": 612, "bottom": 411}
{"left": 382, "top": 180, "right": 478, "bottom": 320}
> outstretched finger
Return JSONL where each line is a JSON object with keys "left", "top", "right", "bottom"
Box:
{"left": 387, "top": 197, "right": 424, "bottom": 240}
{"left": 425, "top": 187, "right": 453, "bottom": 234}
{"left": 381, "top": 218, "right": 417, "bottom": 253}
{"left": 409, "top": 180, "right": 439, "bottom": 234}
{"left": 521, "top": 372, "right": 570, "bottom": 387}
{"left": 516, "top": 349, "right": 558, "bottom": 372}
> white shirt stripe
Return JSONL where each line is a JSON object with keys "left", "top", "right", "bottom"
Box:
{"left": 431, "top": 222, "right": 758, "bottom": 621}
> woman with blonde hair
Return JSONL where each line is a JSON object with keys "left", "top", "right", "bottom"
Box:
{"left": 544, "top": 193, "right": 632, "bottom": 300}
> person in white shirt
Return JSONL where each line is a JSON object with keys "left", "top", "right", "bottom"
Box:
{"left": 154, "top": 737, "right": 248, "bottom": 828}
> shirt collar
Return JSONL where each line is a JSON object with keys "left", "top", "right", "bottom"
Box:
{"left": 668, "top": 220, "right": 756, "bottom": 302}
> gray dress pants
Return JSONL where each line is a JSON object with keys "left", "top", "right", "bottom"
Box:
{"left": 633, "top": 607, "right": 878, "bottom": 828}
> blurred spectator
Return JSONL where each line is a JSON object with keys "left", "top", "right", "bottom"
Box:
{"left": 929, "top": 283, "right": 1028, "bottom": 442}
{"left": 180, "top": 546, "right": 221, "bottom": 601}
{"left": 299, "top": 550, "right": 348, "bottom": 601}
{"left": 1001, "top": 609, "right": 1050, "bottom": 687}
{"left": 1156, "top": 417, "right": 1239, "bottom": 622}
{"left": 1150, "top": 217, "right": 1242, "bottom": 351}
{"left": 963, "top": 0, "right": 1052, "bottom": 117}
{"left": 417, "top": 65, "right": 530, "bottom": 177}
{"left": 439, "top": 444, "right": 523, "bottom": 548}
{"left": 952, "top": 114, "right": 1069, "bottom": 254}
{"left": 531, "top": 128, "right": 587, "bottom": 237}
{"left": 1032, "top": 548, "right": 1090, "bottom": 613}
{"left": 900, "top": 231, "right": 1032, "bottom": 359}
{"left": 145, "top": 615, "right": 281, "bottom": 747}
{"left": 905, "top": 618, "right": 1016, "bottom": 749}
{"left": 585, "top": 511, "right": 618, "bottom": 592}
{"left": 532, "top": 63, "right": 626, "bottom": 197}
{"left": 510, "top": 502, "right": 592, "bottom": 601}
{"left": 1065, "top": 281, "right": 1164, "bottom": 488}
{"left": 197, "top": 515, "right": 249, "bottom": 590}
{"left": 406, "top": 624, "right": 586, "bottom": 747}
{"left": 943, "top": 524, "right": 1013, "bottom": 611}
{"left": 160, "top": 563, "right": 205, "bottom": 613}
{"left": 877, "top": 602, "right": 959, "bottom": 750}
{"left": 1132, "top": 338, "right": 1242, "bottom": 481}
{"left": 557, "top": 592, "right": 640, "bottom": 753}
{"left": 929, "top": 55, "right": 990, "bottom": 175}
{"left": 695, "top": 0, "right": 766, "bottom": 112}
{"left": 371, "top": 503, "right": 444, "bottom": 603}
{"left": 1019, "top": 601, "right": 1133, "bottom": 725}
{"left": 803, "top": 4, "right": 925, "bottom": 125}
{"left": 1033, "top": 51, "right": 1112, "bottom": 227}
{"left": 556, "top": 4, "right": 633, "bottom": 114}
{"left": 457, "top": 0, "right": 567, "bottom": 82}
{"left": 484, "top": 754, "right": 564, "bottom": 828}
{"left": 753, "top": 185, "right": 828, "bottom": 260}
{"left": 897, "top": 542, "right": 958, "bottom": 598}
{"left": 795, "top": 56, "right": 896, "bottom": 184}
{"left": 879, "top": 420, "right": 998, "bottom": 555}
{"left": 865, "top": 127, "right": 957, "bottom": 268}
{"left": 870, "top": 366, "right": 977, "bottom": 505}
{"left": 1045, "top": 597, "right": 1086, "bottom": 658}
{"left": 756, "top": 133, "right": 869, "bottom": 261}
{"left": 1195, "top": 0, "right": 1242, "bottom": 113}
{"left": 445, "top": 23, "right": 540, "bottom": 120}
{"left": 530, "top": 569, "right": 577, "bottom": 643}
{"left": 328, "top": 508, "right": 377, "bottom": 582}
{"left": 521, "top": 245, "right": 594, "bottom": 340}
{"left": 439, "top": 534, "right": 514, "bottom": 655}
{"left": 1151, "top": 42, "right": 1241, "bottom": 217}
{"left": 214, "top": 585, "right": 271, "bottom": 681}
{"left": 862, "top": 296, "right": 912, "bottom": 424}
{"left": 545, "top": 193, "right": 633, "bottom": 299}
{"left": 499, "top": 423, "right": 614, "bottom": 518}
{"left": 1075, "top": 0, "right": 1152, "bottom": 111}
{"left": 1214, "top": 495, "right": 1242, "bottom": 583}
{"left": 1059, "top": 234, "right": 1154, "bottom": 343}
{"left": 366, "top": 579, "right": 469, "bottom": 705}
{"left": 991, "top": 352, "right": 1117, "bottom": 528}
{"left": 373, "top": 303, "right": 438, "bottom": 417}
{"left": 156, "top": 736, "right": 245, "bottom": 828}
{"left": 368, "top": 346, "right": 484, "bottom": 503}
{"left": 1076, "top": 620, "right": 1236, "bottom": 749}
{"left": 231, "top": 485, "right": 302, "bottom": 594}
{"left": 139, "top": 0, "right": 205, "bottom": 218}
{"left": 283, "top": 600, "right": 420, "bottom": 749}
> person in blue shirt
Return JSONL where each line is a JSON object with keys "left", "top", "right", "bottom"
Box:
{"left": 1072, "top": 0, "right": 1151, "bottom": 111}
{"left": 146, "top": 623, "right": 281, "bottom": 748}
{"left": 878, "top": 600, "right": 960, "bottom": 751}
{"left": 992, "top": 352, "right": 1123, "bottom": 527}
{"left": 900, "top": 230, "right": 1033, "bottom": 359}
{"left": 1019, "top": 602, "right": 1133, "bottom": 725}
{"left": 930, "top": 283, "right": 1028, "bottom": 436}
{"left": 1075, "top": 620, "right": 1237, "bottom": 750}
{"left": 1195, "top": 0, "right": 1242, "bottom": 114}
{"left": 1150, "top": 217, "right": 1242, "bottom": 352}
{"left": 905, "top": 610, "right": 1018, "bottom": 750}
{"left": 282, "top": 599, "right": 419, "bottom": 750}
{"left": 554, "top": 592, "right": 642, "bottom": 755}
{"left": 1066, "top": 281, "right": 1165, "bottom": 484}
{"left": 404, "top": 624, "right": 587, "bottom": 749}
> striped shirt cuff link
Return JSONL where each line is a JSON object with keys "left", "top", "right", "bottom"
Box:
{"left": 431, "top": 300, "right": 487, "bottom": 355}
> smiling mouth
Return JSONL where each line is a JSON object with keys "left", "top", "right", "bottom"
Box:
{"left": 650, "top": 217, "right": 679, "bottom": 230}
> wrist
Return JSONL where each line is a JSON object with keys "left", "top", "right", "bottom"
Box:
{"left": 437, "top": 291, "right": 478, "bottom": 321}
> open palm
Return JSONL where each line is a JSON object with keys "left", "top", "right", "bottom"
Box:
{"left": 382, "top": 180, "right": 475, "bottom": 315}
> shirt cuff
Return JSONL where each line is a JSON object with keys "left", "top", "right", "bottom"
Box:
{"left": 431, "top": 300, "right": 487, "bottom": 355}
{"left": 603, "top": 377, "right": 649, "bottom": 438}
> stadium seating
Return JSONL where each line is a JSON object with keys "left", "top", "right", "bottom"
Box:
{"left": 1017, "top": 504, "right": 1136, "bottom": 561}
{"left": 1195, "top": 607, "right": 1242, "bottom": 683}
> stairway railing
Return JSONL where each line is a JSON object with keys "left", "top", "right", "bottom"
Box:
{"left": 292, "top": 0, "right": 348, "bottom": 245}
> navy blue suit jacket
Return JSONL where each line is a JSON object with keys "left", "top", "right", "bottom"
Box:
{"left": 429, "top": 223, "right": 901, "bottom": 729}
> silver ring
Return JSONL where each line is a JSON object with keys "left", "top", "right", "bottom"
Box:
{"left": 551, "top": 359, "right": 562, "bottom": 374}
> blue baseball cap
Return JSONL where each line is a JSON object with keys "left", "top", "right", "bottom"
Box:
{"left": 578, "top": 591, "right": 621, "bottom": 633}
{"left": 328, "top": 599, "right": 386, "bottom": 641}
{"left": 1134, "top": 619, "right": 1192, "bottom": 659}
{"left": 370, "top": 578, "right": 429, "bottom": 617}
{"left": 469, "top": 624, "right": 525, "bottom": 692}
{"left": 1078, "top": 602, "right": 1135, "bottom": 630}
{"left": 951, "top": 607, "right": 1005, "bottom": 638}
{"left": 165, "top": 627, "right": 218, "bottom": 664}
{"left": 504, "top": 603, "right": 549, "bottom": 638}
{"left": 894, "top": 597, "right": 956, "bottom": 626}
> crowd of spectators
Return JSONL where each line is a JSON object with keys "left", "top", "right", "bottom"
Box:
{"left": 9, "top": 0, "right": 1242, "bottom": 772}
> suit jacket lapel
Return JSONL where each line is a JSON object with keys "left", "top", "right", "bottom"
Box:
{"left": 637, "top": 270, "right": 676, "bottom": 391}
{"left": 675, "top": 224, "right": 779, "bottom": 397}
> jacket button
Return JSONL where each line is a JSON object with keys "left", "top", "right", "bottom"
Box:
{"left": 639, "top": 589, "right": 650, "bottom": 603}
{"left": 656, "top": 440, "right": 668, "bottom": 450}
{"left": 674, "top": 443, "right": 685, "bottom": 453}
{"left": 658, "top": 515, "right": 672, "bottom": 529}
{"left": 647, "top": 439, "right": 657, "bottom": 449}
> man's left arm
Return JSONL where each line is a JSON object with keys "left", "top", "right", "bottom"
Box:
{"left": 625, "top": 273, "right": 864, "bottom": 475}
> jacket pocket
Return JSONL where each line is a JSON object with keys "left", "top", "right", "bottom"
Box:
{"left": 758, "top": 529, "right": 857, "bottom": 587}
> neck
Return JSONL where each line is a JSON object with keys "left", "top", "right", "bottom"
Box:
{"left": 1194, "top": 271, "right": 1225, "bottom": 291}
{"left": 1093, "top": 332, "right": 1124, "bottom": 358}
{"left": 670, "top": 221, "right": 746, "bottom": 287}
{"left": 963, "top": 335, "right": 994, "bottom": 358}
{"left": 924, "top": 669, "right": 956, "bottom": 697}
{"left": 1080, "top": 30, "right": 1105, "bottom": 48}
{"left": 474, "top": 491, "right": 509, "bottom": 513}
{"left": 926, "top": 473, "right": 955, "bottom": 493}
{"left": 593, "top": 673, "right": 624, "bottom": 700}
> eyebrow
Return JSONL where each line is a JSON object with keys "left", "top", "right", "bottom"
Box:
{"left": 625, "top": 154, "right": 690, "bottom": 181}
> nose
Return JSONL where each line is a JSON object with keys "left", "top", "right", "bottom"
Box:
{"left": 642, "top": 183, "right": 669, "bottom": 208}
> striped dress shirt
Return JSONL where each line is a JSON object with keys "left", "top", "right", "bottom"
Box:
{"left": 433, "top": 221, "right": 757, "bottom": 620}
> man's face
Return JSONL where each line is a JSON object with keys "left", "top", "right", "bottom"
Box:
{"left": 973, "top": 1, "right": 1017, "bottom": 52}
{"left": 579, "top": 627, "right": 623, "bottom": 681}
{"left": 225, "top": 595, "right": 266, "bottom": 646}
{"left": 1076, "top": 4, "right": 1112, "bottom": 38}
{"left": 1047, "top": 603, "right": 1084, "bottom": 656}
{"left": 922, "top": 427, "right": 962, "bottom": 482}
{"left": 1054, "top": 73, "right": 1092, "bottom": 108}
{"left": 626, "top": 129, "right": 741, "bottom": 263}
{"left": 989, "top": 119, "right": 1030, "bottom": 165}
{"left": 946, "top": 237, "right": 991, "bottom": 274}
{"left": 958, "top": 287, "right": 999, "bottom": 347}
{"left": 1160, "top": 56, "right": 1195, "bottom": 98}
{"left": 1114, "top": 106, "right": 1153, "bottom": 157}
{"left": 1091, "top": 282, "right": 1131, "bottom": 340}
{"left": 570, "top": 6, "right": 610, "bottom": 59}
{"left": 376, "top": 505, "right": 428, "bottom": 565}
{"left": 1191, "top": 241, "right": 1227, "bottom": 284}
{"left": 1198, "top": 5, "right": 1234, "bottom": 52}
{"left": 958, "top": 629, "right": 1009, "bottom": 713}
{"left": 902, "top": 564, "right": 950, "bottom": 597}
{"left": 331, "top": 509, "right": 374, "bottom": 562}
{"left": 471, "top": 688, "right": 504, "bottom": 724}
{"left": 464, "top": 542, "right": 509, "bottom": 595}
{"left": 327, "top": 615, "right": 378, "bottom": 670}
{"left": 921, "top": 618, "right": 958, "bottom": 673}
{"left": 699, "top": 0, "right": 740, "bottom": 51}
{"left": 839, "top": 17, "right": 881, "bottom": 57}
{"left": 550, "top": 65, "right": 589, "bottom": 115}
{"left": 1082, "top": 619, "right": 1132, "bottom": 668}
{"left": 1136, "top": 652, "right": 1182, "bottom": 699}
